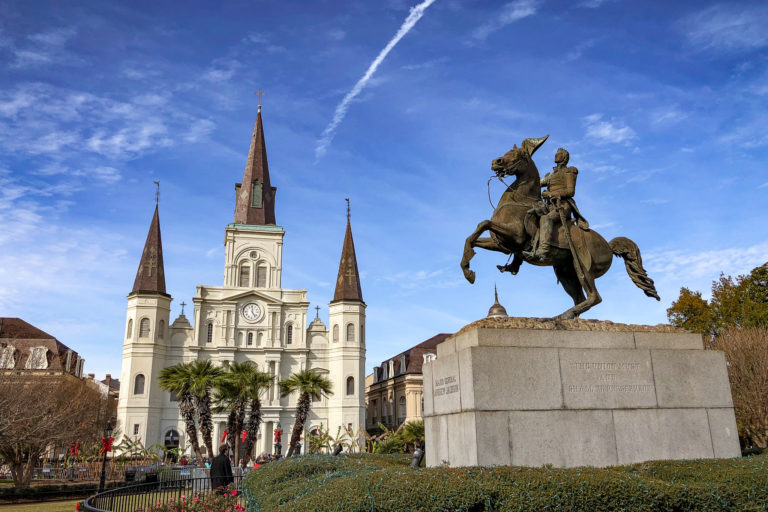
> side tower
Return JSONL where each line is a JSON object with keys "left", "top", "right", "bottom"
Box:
{"left": 117, "top": 203, "right": 172, "bottom": 445}
{"left": 326, "top": 204, "right": 366, "bottom": 433}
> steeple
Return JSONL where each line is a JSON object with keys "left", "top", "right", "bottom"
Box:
{"left": 233, "top": 106, "right": 276, "bottom": 225}
{"left": 131, "top": 204, "right": 168, "bottom": 296}
{"left": 332, "top": 200, "right": 363, "bottom": 303}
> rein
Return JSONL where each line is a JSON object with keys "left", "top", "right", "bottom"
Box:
{"left": 487, "top": 174, "right": 541, "bottom": 209}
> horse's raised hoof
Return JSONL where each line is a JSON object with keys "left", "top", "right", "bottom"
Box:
{"left": 463, "top": 269, "right": 476, "bottom": 284}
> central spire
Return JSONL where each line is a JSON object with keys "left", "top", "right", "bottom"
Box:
{"left": 234, "top": 105, "right": 276, "bottom": 225}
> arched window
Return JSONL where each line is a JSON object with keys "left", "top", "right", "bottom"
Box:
{"left": 126, "top": 319, "right": 133, "bottom": 338}
{"left": 256, "top": 265, "right": 267, "bottom": 288}
{"left": 399, "top": 396, "right": 406, "bottom": 421}
{"left": 346, "top": 376, "right": 355, "bottom": 396}
{"left": 346, "top": 323, "right": 355, "bottom": 342}
{"left": 286, "top": 325, "right": 293, "bottom": 345}
{"left": 239, "top": 263, "right": 251, "bottom": 287}
{"left": 332, "top": 325, "right": 339, "bottom": 342}
{"left": 158, "top": 320, "right": 165, "bottom": 339}
{"left": 206, "top": 323, "right": 213, "bottom": 343}
{"left": 247, "top": 332, "right": 253, "bottom": 346}
{"left": 257, "top": 332, "right": 263, "bottom": 346}
{"left": 139, "top": 318, "right": 150, "bottom": 338}
{"left": 134, "top": 374, "right": 145, "bottom": 395}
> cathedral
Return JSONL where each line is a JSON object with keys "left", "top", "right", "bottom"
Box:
{"left": 116, "top": 105, "right": 366, "bottom": 456}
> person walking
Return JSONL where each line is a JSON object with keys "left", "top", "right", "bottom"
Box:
{"left": 210, "top": 444, "right": 234, "bottom": 492}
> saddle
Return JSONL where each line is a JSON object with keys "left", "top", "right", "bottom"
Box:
{"left": 524, "top": 212, "right": 593, "bottom": 269}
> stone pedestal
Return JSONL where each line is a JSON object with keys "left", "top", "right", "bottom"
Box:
{"left": 423, "top": 318, "right": 740, "bottom": 468}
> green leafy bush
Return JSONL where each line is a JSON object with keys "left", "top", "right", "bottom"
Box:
{"left": 243, "top": 453, "right": 768, "bottom": 511}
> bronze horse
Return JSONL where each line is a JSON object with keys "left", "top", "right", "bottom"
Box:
{"left": 460, "top": 136, "right": 660, "bottom": 319}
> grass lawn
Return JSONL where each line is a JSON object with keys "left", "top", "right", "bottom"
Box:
{"left": 0, "top": 500, "right": 79, "bottom": 511}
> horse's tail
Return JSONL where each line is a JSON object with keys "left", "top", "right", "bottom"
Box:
{"left": 609, "top": 237, "right": 660, "bottom": 301}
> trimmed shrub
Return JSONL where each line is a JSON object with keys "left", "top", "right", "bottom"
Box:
{"left": 243, "top": 453, "right": 768, "bottom": 511}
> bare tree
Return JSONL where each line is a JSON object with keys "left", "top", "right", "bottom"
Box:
{"left": 0, "top": 373, "right": 110, "bottom": 489}
{"left": 713, "top": 327, "right": 768, "bottom": 448}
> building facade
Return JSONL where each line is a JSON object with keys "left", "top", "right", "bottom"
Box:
{"left": 116, "top": 106, "right": 366, "bottom": 456}
{"left": 365, "top": 333, "right": 450, "bottom": 431}
{"left": 0, "top": 317, "right": 85, "bottom": 379}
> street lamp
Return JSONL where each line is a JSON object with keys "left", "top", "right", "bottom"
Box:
{"left": 98, "top": 421, "right": 113, "bottom": 493}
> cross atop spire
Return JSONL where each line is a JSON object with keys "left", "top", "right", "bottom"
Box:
{"left": 131, "top": 194, "right": 169, "bottom": 297}
{"left": 154, "top": 180, "right": 160, "bottom": 206}
{"left": 254, "top": 88, "right": 265, "bottom": 113}
{"left": 345, "top": 197, "right": 350, "bottom": 221}
{"left": 315, "top": 305, "right": 321, "bottom": 319}
{"left": 180, "top": 301, "right": 187, "bottom": 315}
{"left": 233, "top": 103, "right": 277, "bottom": 226}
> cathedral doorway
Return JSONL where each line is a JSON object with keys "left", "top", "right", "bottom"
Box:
{"left": 164, "top": 429, "right": 180, "bottom": 462}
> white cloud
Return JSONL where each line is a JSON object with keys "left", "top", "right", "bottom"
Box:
{"left": 401, "top": 56, "right": 448, "bottom": 70}
{"left": 759, "top": 182, "right": 768, "bottom": 189}
{"left": 9, "top": 26, "right": 80, "bottom": 68}
{"left": 203, "top": 58, "right": 242, "bottom": 83}
{"left": 682, "top": 4, "right": 768, "bottom": 52}
{"left": 584, "top": 113, "right": 636, "bottom": 144}
{"left": 645, "top": 242, "right": 768, "bottom": 281}
{"left": 28, "top": 27, "right": 77, "bottom": 46}
{"left": 315, "top": 0, "right": 439, "bottom": 162}
{"left": 327, "top": 29, "right": 346, "bottom": 41}
{"left": 184, "top": 119, "right": 216, "bottom": 143}
{"left": 470, "top": 0, "right": 538, "bottom": 43}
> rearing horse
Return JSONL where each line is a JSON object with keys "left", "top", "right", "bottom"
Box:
{"left": 460, "top": 135, "right": 660, "bottom": 319}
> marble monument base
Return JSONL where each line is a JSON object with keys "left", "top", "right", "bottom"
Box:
{"left": 423, "top": 318, "right": 741, "bottom": 468}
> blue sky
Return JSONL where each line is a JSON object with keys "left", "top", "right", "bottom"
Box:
{"left": 2, "top": 0, "right": 767, "bottom": 380}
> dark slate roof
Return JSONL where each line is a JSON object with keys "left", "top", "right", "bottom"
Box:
{"left": 0, "top": 317, "right": 80, "bottom": 373}
{"left": 233, "top": 107, "right": 277, "bottom": 226}
{"left": 332, "top": 218, "right": 364, "bottom": 303}
{"left": 131, "top": 205, "right": 168, "bottom": 296}
{"left": 375, "top": 333, "right": 452, "bottom": 380}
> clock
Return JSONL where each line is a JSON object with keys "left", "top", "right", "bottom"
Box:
{"left": 242, "top": 303, "right": 262, "bottom": 322}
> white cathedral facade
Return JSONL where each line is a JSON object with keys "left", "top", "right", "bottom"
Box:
{"left": 116, "top": 106, "right": 366, "bottom": 456}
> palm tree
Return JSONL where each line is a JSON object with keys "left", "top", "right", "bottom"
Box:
{"left": 279, "top": 369, "right": 333, "bottom": 457}
{"left": 214, "top": 361, "right": 260, "bottom": 465}
{"left": 244, "top": 368, "right": 272, "bottom": 459}
{"left": 187, "top": 360, "right": 225, "bottom": 459}
{"left": 158, "top": 363, "right": 203, "bottom": 460}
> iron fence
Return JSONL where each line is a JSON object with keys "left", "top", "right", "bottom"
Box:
{"left": 82, "top": 476, "right": 245, "bottom": 512}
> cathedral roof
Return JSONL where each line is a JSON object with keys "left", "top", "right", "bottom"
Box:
{"left": 332, "top": 215, "right": 364, "bottom": 303}
{"left": 131, "top": 204, "right": 168, "bottom": 296}
{"left": 233, "top": 107, "right": 277, "bottom": 226}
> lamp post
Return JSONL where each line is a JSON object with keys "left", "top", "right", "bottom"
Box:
{"left": 98, "top": 421, "right": 113, "bottom": 493}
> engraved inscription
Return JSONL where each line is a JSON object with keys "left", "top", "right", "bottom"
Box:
{"left": 434, "top": 375, "right": 459, "bottom": 396}
{"left": 567, "top": 361, "right": 651, "bottom": 394}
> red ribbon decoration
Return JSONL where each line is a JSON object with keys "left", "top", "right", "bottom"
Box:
{"left": 99, "top": 436, "right": 114, "bottom": 454}
{"left": 221, "top": 430, "right": 228, "bottom": 444}
{"left": 241, "top": 430, "right": 247, "bottom": 443}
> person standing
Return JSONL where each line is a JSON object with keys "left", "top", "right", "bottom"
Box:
{"left": 209, "top": 444, "right": 234, "bottom": 491}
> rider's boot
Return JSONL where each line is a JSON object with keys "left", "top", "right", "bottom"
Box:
{"left": 524, "top": 242, "right": 551, "bottom": 263}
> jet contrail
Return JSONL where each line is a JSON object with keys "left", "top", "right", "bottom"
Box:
{"left": 315, "top": 0, "right": 438, "bottom": 162}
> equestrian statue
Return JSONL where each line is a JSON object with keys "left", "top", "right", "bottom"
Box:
{"left": 460, "top": 135, "right": 660, "bottom": 319}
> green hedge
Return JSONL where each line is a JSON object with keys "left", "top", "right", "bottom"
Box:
{"left": 243, "top": 453, "right": 768, "bottom": 512}
{"left": 0, "top": 481, "right": 123, "bottom": 501}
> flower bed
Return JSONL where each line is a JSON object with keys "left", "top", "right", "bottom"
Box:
{"left": 141, "top": 489, "right": 244, "bottom": 512}
{"left": 243, "top": 453, "right": 768, "bottom": 511}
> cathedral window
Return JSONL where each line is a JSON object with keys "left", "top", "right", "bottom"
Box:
{"left": 206, "top": 323, "right": 213, "bottom": 343}
{"left": 286, "top": 325, "right": 293, "bottom": 344}
{"left": 360, "top": 323, "right": 364, "bottom": 345}
{"left": 239, "top": 264, "right": 251, "bottom": 287}
{"left": 247, "top": 332, "right": 253, "bottom": 346}
{"left": 257, "top": 332, "right": 263, "bottom": 346}
{"left": 126, "top": 319, "right": 133, "bottom": 338}
{"left": 346, "top": 376, "right": 355, "bottom": 396}
{"left": 158, "top": 320, "right": 165, "bottom": 339}
{"left": 133, "top": 424, "right": 140, "bottom": 435}
{"left": 134, "top": 374, "right": 145, "bottom": 395}
{"left": 256, "top": 265, "right": 267, "bottom": 288}
{"left": 251, "top": 181, "right": 263, "bottom": 208}
{"left": 170, "top": 391, "right": 179, "bottom": 402}
{"left": 139, "top": 318, "right": 150, "bottom": 338}
{"left": 346, "top": 323, "right": 355, "bottom": 342}
{"left": 399, "top": 396, "right": 406, "bottom": 422}
{"left": 332, "top": 325, "right": 339, "bottom": 342}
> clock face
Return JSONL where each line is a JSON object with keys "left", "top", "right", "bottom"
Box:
{"left": 242, "top": 303, "right": 262, "bottom": 322}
